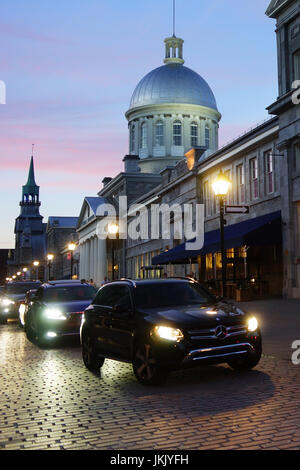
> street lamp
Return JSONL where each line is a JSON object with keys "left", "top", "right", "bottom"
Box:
{"left": 33, "top": 261, "right": 40, "bottom": 281}
{"left": 212, "top": 170, "right": 231, "bottom": 298}
{"left": 68, "top": 243, "right": 76, "bottom": 279}
{"left": 108, "top": 223, "right": 119, "bottom": 280}
{"left": 47, "top": 254, "right": 54, "bottom": 280}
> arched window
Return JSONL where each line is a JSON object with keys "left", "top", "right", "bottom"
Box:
{"left": 173, "top": 120, "right": 182, "bottom": 146}
{"left": 190, "top": 122, "right": 198, "bottom": 147}
{"left": 155, "top": 120, "right": 164, "bottom": 146}
{"left": 205, "top": 125, "right": 210, "bottom": 149}
{"left": 141, "top": 122, "right": 147, "bottom": 149}
{"left": 130, "top": 124, "right": 135, "bottom": 152}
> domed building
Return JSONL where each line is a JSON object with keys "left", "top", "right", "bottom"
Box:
{"left": 125, "top": 36, "right": 221, "bottom": 173}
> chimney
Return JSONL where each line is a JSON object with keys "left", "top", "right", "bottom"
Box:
{"left": 102, "top": 177, "right": 113, "bottom": 188}
{"left": 123, "top": 155, "right": 140, "bottom": 173}
{"left": 185, "top": 146, "right": 207, "bottom": 170}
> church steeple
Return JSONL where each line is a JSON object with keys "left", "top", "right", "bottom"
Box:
{"left": 22, "top": 156, "right": 40, "bottom": 204}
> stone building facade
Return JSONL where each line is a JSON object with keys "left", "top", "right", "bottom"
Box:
{"left": 77, "top": 0, "right": 300, "bottom": 299}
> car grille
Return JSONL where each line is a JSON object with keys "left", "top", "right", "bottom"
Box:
{"left": 187, "top": 324, "right": 247, "bottom": 341}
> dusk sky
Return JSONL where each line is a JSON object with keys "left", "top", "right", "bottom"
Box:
{"left": 0, "top": 0, "right": 277, "bottom": 248}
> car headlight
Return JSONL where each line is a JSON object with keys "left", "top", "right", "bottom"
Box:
{"left": 2, "top": 298, "right": 15, "bottom": 306}
{"left": 44, "top": 309, "right": 67, "bottom": 320}
{"left": 154, "top": 326, "right": 184, "bottom": 342}
{"left": 247, "top": 317, "right": 258, "bottom": 332}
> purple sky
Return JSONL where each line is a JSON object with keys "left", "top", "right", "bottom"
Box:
{"left": 0, "top": 0, "right": 277, "bottom": 248}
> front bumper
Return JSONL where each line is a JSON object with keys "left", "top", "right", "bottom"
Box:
{"left": 150, "top": 330, "right": 262, "bottom": 369}
{"left": 38, "top": 314, "right": 83, "bottom": 340}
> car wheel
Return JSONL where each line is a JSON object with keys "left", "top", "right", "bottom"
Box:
{"left": 25, "top": 314, "right": 35, "bottom": 341}
{"left": 133, "top": 343, "right": 166, "bottom": 386}
{"left": 228, "top": 350, "right": 262, "bottom": 371}
{"left": 82, "top": 332, "right": 105, "bottom": 372}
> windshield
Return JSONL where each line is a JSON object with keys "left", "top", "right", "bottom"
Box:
{"left": 6, "top": 283, "right": 41, "bottom": 295}
{"left": 43, "top": 285, "right": 96, "bottom": 303}
{"left": 134, "top": 281, "right": 215, "bottom": 309}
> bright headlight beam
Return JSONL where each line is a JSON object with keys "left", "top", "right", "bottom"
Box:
{"left": 2, "top": 299, "right": 15, "bottom": 306}
{"left": 248, "top": 317, "right": 258, "bottom": 332}
{"left": 44, "top": 309, "right": 67, "bottom": 320}
{"left": 155, "top": 326, "right": 183, "bottom": 342}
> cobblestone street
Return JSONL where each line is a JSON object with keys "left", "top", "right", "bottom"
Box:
{"left": 1, "top": 300, "right": 300, "bottom": 450}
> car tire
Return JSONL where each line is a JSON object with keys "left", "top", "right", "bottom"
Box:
{"left": 25, "top": 313, "right": 36, "bottom": 342}
{"left": 132, "top": 343, "right": 166, "bottom": 386}
{"left": 82, "top": 331, "right": 105, "bottom": 372}
{"left": 228, "top": 349, "right": 262, "bottom": 371}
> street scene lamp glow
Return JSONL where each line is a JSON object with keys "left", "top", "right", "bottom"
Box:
{"left": 212, "top": 171, "right": 231, "bottom": 197}
{"left": 68, "top": 243, "right": 76, "bottom": 251}
{"left": 47, "top": 254, "right": 54, "bottom": 261}
{"left": 17, "top": 272, "right": 21, "bottom": 276}
{"left": 33, "top": 261, "right": 39, "bottom": 267}
{"left": 23, "top": 267, "right": 28, "bottom": 272}
{"left": 108, "top": 223, "right": 119, "bottom": 235}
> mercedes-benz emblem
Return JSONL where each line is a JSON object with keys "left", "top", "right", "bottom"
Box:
{"left": 215, "top": 325, "right": 227, "bottom": 339}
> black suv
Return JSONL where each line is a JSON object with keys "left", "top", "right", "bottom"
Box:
{"left": 80, "top": 278, "right": 262, "bottom": 385}
{"left": 25, "top": 280, "right": 97, "bottom": 346}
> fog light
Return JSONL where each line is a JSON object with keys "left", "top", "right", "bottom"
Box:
{"left": 247, "top": 317, "right": 258, "bottom": 332}
{"left": 46, "top": 332, "right": 57, "bottom": 338}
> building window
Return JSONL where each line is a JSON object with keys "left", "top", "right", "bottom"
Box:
{"left": 130, "top": 125, "right": 135, "bottom": 152}
{"left": 141, "top": 122, "right": 147, "bottom": 149}
{"left": 224, "top": 169, "right": 232, "bottom": 204}
{"left": 173, "top": 120, "right": 182, "bottom": 146}
{"left": 250, "top": 157, "right": 259, "bottom": 200}
{"left": 190, "top": 122, "right": 198, "bottom": 147}
{"left": 155, "top": 120, "right": 164, "bottom": 146}
{"left": 264, "top": 151, "right": 274, "bottom": 194}
{"left": 293, "top": 50, "right": 300, "bottom": 81}
{"left": 236, "top": 164, "right": 245, "bottom": 203}
{"left": 203, "top": 181, "right": 211, "bottom": 216}
{"left": 205, "top": 125, "right": 210, "bottom": 149}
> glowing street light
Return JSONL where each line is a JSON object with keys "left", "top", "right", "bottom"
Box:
{"left": 68, "top": 243, "right": 76, "bottom": 279}
{"left": 108, "top": 223, "right": 119, "bottom": 280}
{"left": 33, "top": 261, "right": 40, "bottom": 281}
{"left": 47, "top": 254, "right": 54, "bottom": 280}
{"left": 212, "top": 171, "right": 231, "bottom": 298}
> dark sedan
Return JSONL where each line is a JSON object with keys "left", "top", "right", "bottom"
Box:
{"left": 0, "top": 281, "right": 42, "bottom": 324}
{"left": 25, "top": 280, "right": 97, "bottom": 346}
{"left": 80, "top": 278, "right": 262, "bottom": 385}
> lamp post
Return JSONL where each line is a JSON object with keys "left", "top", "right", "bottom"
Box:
{"left": 108, "top": 223, "right": 119, "bottom": 281}
{"left": 33, "top": 261, "right": 40, "bottom": 281}
{"left": 68, "top": 243, "right": 76, "bottom": 279}
{"left": 212, "top": 171, "right": 231, "bottom": 298}
{"left": 47, "top": 254, "right": 54, "bottom": 280}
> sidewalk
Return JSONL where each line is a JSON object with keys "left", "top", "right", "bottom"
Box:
{"left": 240, "top": 298, "right": 300, "bottom": 361}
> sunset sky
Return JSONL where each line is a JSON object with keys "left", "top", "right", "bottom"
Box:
{"left": 0, "top": 0, "right": 277, "bottom": 248}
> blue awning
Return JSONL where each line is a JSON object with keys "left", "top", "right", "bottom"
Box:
{"left": 152, "top": 211, "right": 282, "bottom": 265}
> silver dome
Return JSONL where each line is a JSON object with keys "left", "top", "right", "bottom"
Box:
{"left": 129, "top": 63, "right": 218, "bottom": 111}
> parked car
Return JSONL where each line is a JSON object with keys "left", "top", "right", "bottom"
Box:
{"left": 0, "top": 281, "right": 42, "bottom": 324}
{"left": 80, "top": 278, "right": 262, "bottom": 385}
{"left": 25, "top": 280, "right": 97, "bottom": 346}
